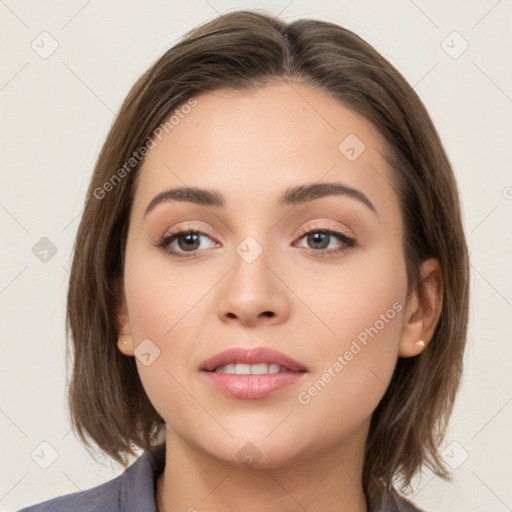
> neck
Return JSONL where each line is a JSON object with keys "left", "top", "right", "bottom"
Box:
{"left": 155, "top": 427, "right": 369, "bottom": 512}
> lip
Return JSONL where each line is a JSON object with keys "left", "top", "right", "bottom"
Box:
{"left": 200, "top": 347, "right": 308, "bottom": 399}
{"left": 199, "top": 347, "right": 308, "bottom": 372}
{"left": 201, "top": 372, "right": 307, "bottom": 399}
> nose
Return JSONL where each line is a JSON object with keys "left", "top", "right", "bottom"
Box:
{"left": 216, "top": 246, "right": 290, "bottom": 327}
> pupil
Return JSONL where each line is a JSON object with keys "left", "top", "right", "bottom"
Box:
{"left": 180, "top": 233, "right": 199, "bottom": 250}
{"left": 309, "top": 232, "right": 328, "bottom": 249}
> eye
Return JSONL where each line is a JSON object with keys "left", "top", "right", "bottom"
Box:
{"left": 293, "top": 225, "right": 356, "bottom": 257}
{"left": 155, "top": 224, "right": 356, "bottom": 259}
{"left": 155, "top": 226, "right": 218, "bottom": 259}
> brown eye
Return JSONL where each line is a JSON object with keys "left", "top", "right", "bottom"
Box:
{"left": 305, "top": 232, "right": 330, "bottom": 249}
{"left": 294, "top": 227, "right": 356, "bottom": 257}
{"left": 174, "top": 232, "right": 201, "bottom": 252}
{"left": 156, "top": 228, "right": 218, "bottom": 258}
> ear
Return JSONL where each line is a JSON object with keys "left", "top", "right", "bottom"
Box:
{"left": 114, "top": 278, "right": 135, "bottom": 357}
{"left": 399, "top": 258, "right": 444, "bottom": 357}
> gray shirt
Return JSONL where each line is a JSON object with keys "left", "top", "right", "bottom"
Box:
{"left": 18, "top": 443, "right": 423, "bottom": 511}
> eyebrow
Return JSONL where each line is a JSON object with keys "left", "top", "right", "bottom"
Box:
{"left": 144, "top": 182, "right": 377, "bottom": 217}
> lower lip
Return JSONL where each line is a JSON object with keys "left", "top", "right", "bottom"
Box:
{"left": 201, "top": 371, "right": 307, "bottom": 399}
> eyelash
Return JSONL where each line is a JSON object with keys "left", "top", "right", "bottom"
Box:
{"left": 154, "top": 224, "right": 356, "bottom": 260}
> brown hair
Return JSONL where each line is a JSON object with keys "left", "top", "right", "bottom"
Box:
{"left": 66, "top": 8, "right": 469, "bottom": 503}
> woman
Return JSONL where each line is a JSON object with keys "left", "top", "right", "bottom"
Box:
{"left": 19, "top": 9, "right": 469, "bottom": 512}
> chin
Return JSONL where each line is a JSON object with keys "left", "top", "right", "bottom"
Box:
{"left": 206, "top": 436, "right": 308, "bottom": 470}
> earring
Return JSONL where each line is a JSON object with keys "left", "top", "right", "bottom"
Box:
{"left": 121, "top": 340, "right": 128, "bottom": 345}
{"left": 415, "top": 340, "right": 425, "bottom": 348}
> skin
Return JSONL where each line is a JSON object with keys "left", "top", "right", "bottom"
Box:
{"left": 116, "top": 82, "right": 443, "bottom": 512}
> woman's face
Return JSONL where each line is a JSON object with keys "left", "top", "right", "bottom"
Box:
{"left": 118, "top": 82, "right": 412, "bottom": 467}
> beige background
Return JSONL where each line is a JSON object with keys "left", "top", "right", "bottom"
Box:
{"left": 1, "top": 0, "right": 511, "bottom": 510}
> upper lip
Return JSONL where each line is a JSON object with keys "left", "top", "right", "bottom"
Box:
{"left": 200, "top": 347, "right": 308, "bottom": 372}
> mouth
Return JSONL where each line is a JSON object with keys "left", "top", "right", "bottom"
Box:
{"left": 200, "top": 346, "right": 308, "bottom": 373}
{"left": 199, "top": 346, "right": 308, "bottom": 399}
{"left": 210, "top": 363, "right": 298, "bottom": 374}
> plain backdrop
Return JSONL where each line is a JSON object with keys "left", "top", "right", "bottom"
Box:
{"left": 1, "top": 1, "right": 511, "bottom": 511}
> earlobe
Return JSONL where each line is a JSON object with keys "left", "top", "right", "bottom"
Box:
{"left": 398, "top": 258, "right": 443, "bottom": 358}
{"left": 117, "top": 332, "right": 135, "bottom": 356}
{"left": 400, "top": 338, "right": 427, "bottom": 358}
{"left": 114, "top": 280, "right": 135, "bottom": 357}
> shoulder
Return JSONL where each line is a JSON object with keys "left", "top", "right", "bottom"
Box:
{"left": 17, "top": 443, "right": 166, "bottom": 512}
{"left": 17, "top": 472, "right": 123, "bottom": 512}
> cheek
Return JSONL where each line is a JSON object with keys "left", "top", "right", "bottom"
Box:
{"left": 291, "top": 249, "right": 407, "bottom": 422}
{"left": 292, "top": 242, "right": 406, "bottom": 351}
{"left": 123, "top": 242, "right": 217, "bottom": 341}
{"left": 122, "top": 245, "right": 220, "bottom": 422}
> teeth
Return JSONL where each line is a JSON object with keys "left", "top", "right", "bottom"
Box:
{"left": 213, "top": 363, "right": 289, "bottom": 374}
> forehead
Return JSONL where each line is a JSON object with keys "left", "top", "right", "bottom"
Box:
{"left": 132, "top": 82, "right": 398, "bottom": 219}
